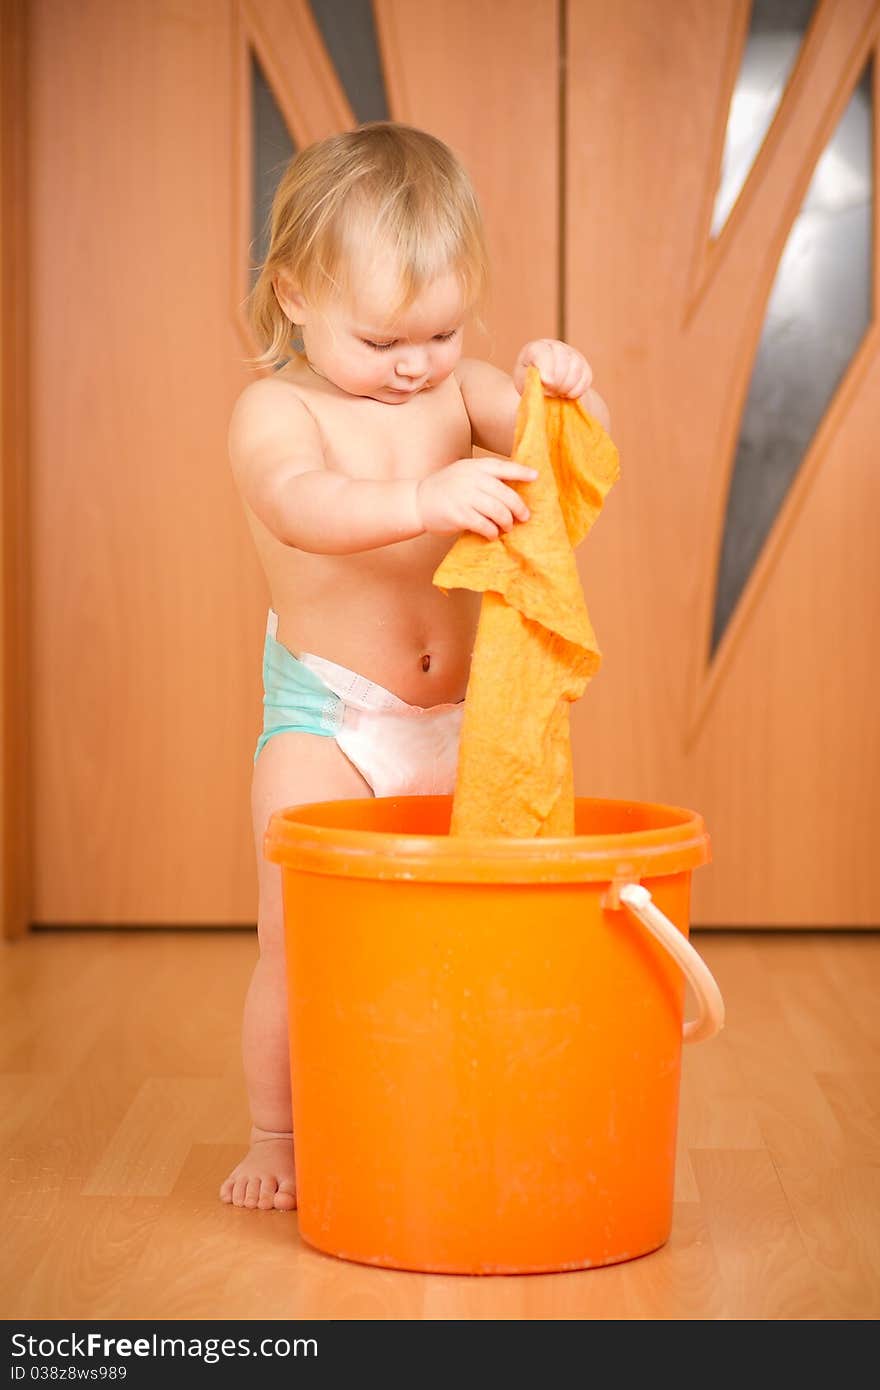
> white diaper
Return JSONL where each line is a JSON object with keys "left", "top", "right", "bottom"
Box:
{"left": 263, "top": 609, "right": 464, "bottom": 797}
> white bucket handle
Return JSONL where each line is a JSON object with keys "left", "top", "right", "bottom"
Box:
{"left": 618, "top": 883, "right": 725, "bottom": 1044}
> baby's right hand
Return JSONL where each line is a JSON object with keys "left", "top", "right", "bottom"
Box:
{"left": 416, "top": 458, "right": 539, "bottom": 540}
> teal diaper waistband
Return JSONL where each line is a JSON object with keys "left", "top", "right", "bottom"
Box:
{"left": 255, "top": 627, "right": 343, "bottom": 763}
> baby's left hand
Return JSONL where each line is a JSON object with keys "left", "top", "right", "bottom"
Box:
{"left": 513, "top": 339, "right": 592, "bottom": 399}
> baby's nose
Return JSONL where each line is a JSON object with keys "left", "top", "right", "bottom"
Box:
{"left": 396, "top": 350, "right": 428, "bottom": 378}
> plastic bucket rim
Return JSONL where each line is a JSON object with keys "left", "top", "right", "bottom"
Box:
{"left": 264, "top": 794, "right": 712, "bottom": 884}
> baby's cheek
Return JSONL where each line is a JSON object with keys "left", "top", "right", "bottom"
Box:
{"left": 355, "top": 352, "right": 383, "bottom": 382}
{"left": 337, "top": 355, "right": 376, "bottom": 392}
{"left": 432, "top": 351, "right": 460, "bottom": 385}
{"left": 357, "top": 365, "right": 385, "bottom": 391}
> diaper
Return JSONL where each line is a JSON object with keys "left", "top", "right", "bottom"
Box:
{"left": 255, "top": 610, "right": 465, "bottom": 797}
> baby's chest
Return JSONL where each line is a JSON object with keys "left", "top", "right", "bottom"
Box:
{"left": 316, "top": 391, "right": 472, "bottom": 481}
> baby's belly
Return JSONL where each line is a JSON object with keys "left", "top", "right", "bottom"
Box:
{"left": 272, "top": 554, "right": 482, "bottom": 707}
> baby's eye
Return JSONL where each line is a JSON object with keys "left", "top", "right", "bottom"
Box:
{"left": 362, "top": 330, "right": 459, "bottom": 352}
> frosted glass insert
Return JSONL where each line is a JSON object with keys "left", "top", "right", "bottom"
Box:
{"left": 711, "top": 62, "right": 872, "bottom": 655}
{"left": 250, "top": 50, "right": 295, "bottom": 287}
{"left": 712, "top": 0, "right": 817, "bottom": 236}
{"left": 309, "top": 0, "right": 390, "bottom": 123}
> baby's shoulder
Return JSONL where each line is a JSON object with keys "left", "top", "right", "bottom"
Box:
{"left": 229, "top": 371, "right": 315, "bottom": 422}
{"left": 227, "top": 374, "right": 324, "bottom": 484}
{"left": 229, "top": 374, "right": 320, "bottom": 443}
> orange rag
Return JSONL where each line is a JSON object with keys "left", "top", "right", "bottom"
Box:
{"left": 432, "top": 364, "right": 620, "bottom": 837}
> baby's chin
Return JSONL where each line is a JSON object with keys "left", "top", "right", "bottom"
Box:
{"left": 368, "top": 383, "right": 432, "bottom": 403}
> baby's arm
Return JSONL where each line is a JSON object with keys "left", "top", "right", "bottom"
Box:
{"left": 229, "top": 380, "right": 423, "bottom": 554}
{"left": 228, "top": 379, "right": 536, "bottom": 552}
{"left": 457, "top": 349, "right": 611, "bottom": 460}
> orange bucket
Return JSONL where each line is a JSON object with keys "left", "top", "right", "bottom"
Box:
{"left": 264, "top": 795, "right": 720, "bottom": 1275}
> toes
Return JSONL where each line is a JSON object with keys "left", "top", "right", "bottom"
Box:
{"left": 257, "top": 1177, "right": 278, "bottom": 1211}
{"left": 274, "top": 1180, "right": 297, "bottom": 1212}
{"left": 221, "top": 1158, "right": 295, "bottom": 1212}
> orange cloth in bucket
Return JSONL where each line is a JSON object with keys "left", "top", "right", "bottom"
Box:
{"left": 432, "top": 364, "right": 620, "bottom": 837}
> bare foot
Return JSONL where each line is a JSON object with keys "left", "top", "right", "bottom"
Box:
{"left": 219, "top": 1127, "right": 297, "bottom": 1211}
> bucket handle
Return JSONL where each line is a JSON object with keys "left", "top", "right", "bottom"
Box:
{"left": 618, "top": 884, "right": 725, "bottom": 1044}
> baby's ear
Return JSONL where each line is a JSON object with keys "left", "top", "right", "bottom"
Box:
{"left": 273, "top": 272, "right": 305, "bottom": 319}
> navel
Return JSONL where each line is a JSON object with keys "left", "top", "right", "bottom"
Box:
{"left": 421, "top": 653, "right": 431, "bottom": 673}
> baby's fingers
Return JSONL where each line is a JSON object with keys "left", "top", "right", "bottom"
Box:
{"left": 476, "top": 491, "right": 518, "bottom": 532}
{"left": 481, "top": 478, "right": 531, "bottom": 523}
{"left": 478, "top": 458, "right": 539, "bottom": 482}
{"left": 465, "top": 508, "right": 501, "bottom": 540}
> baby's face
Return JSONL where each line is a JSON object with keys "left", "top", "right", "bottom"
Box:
{"left": 299, "top": 255, "right": 467, "bottom": 404}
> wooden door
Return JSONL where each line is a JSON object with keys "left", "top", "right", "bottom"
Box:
{"left": 564, "top": 0, "right": 880, "bottom": 925}
{"left": 13, "top": 0, "right": 557, "bottom": 927}
{"left": 5, "top": 0, "right": 878, "bottom": 930}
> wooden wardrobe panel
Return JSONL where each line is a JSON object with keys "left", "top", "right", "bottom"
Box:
{"left": 566, "top": 0, "right": 880, "bottom": 924}
{"left": 1, "top": 0, "right": 32, "bottom": 940}
{"left": 22, "top": 0, "right": 876, "bottom": 928}
{"left": 27, "top": 0, "right": 559, "bottom": 925}
{"left": 29, "top": 1, "right": 265, "bottom": 923}
{"left": 374, "top": 0, "right": 560, "bottom": 365}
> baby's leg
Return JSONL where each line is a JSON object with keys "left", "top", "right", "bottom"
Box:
{"left": 220, "top": 730, "right": 371, "bottom": 1211}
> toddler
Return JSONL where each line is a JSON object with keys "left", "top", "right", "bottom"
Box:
{"left": 220, "top": 121, "right": 610, "bottom": 1211}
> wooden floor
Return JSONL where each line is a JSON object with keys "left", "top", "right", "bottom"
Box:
{"left": 2, "top": 928, "right": 878, "bottom": 1320}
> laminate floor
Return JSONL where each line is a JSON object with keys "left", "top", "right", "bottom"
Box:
{"left": 2, "top": 929, "right": 878, "bottom": 1319}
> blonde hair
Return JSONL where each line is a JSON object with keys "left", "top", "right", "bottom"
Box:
{"left": 245, "top": 121, "right": 491, "bottom": 372}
